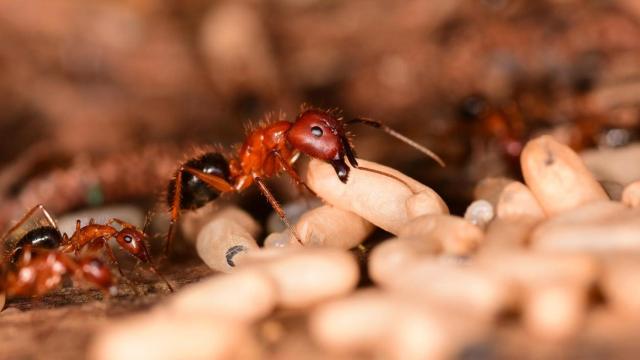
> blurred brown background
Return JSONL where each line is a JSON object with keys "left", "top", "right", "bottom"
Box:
{"left": 1, "top": 0, "right": 639, "bottom": 222}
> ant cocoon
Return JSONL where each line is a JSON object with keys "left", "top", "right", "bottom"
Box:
{"left": 195, "top": 207, "right": 260, "bottom": 273}
{"left": 306, "top": 158, "right": 447, "bottom": 235}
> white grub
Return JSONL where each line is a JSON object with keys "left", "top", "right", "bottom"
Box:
{"left": 495, "top": 181, "right": 545, "bottom": 222}
{"left": 531, "top": 200, "right": 640, "bottom": 252}
{"left": 263, "top": 230, "right": 295, "bottom": 249}
{"left": 265, "top": 205, "right": 376, "bottom": 249}
{"left": 380, "top": 258, "right": 514, "bottom": 319}
{"left": 293, "top": 205, "right": 374, "bottom": 248}
{"left": 179, "top": 203, "right": 224, "bottom": 244}
{"left": 482, "top": 218, "right": 538, "bottom": 252}
{"left": 521, "top": 135, "right": 608, "bottom": 216}
{"left": 164, "top": 270, "right": 276, "bottom": 322}
{"left": 476, "top": 250, "right": 600, "bottom": 289}
{"left": 600, "top": 254, "right": 640, "bottom": 315}
{"left": 309, "top": 290, "right": 396, "bottom": 355}
{"left": 305, "top": 158, "right": 447, "bottom": 235}
{"left": 89, "top": 313, "right": 249, "bottom": 360}
{"left": 622, "top": 180, "right": 640, "bottom": 208}
{"left": 398, "top": 214, "right": 483, "bottom": 256}
{"left": 196, "top": 207, "right": 260, "bottom": 273}
{"left": 473, "top": 177, "right": 515, "bottom": 207}
{"left": 406, "top": 189, "right": 449, "bottom": 219}
{"left": 240, "top": 248, "right": 359, "bottom": 309}
{"left": 463, "top": 199, "right": 494, "bottom": 229}
{"left": 309, "top": 290, "right": 480, "bottom": 360}
{"left": 368, "top": 237, "right": 439, "bottom": 285}
{"left": 523, "top": 282, "right": 587, "bottom": 341}
{"left": 581, "top": 143, "right": 640, "bottom": 186}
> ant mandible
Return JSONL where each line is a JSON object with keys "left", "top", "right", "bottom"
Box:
{"left": 1, "top": 245, "right": 115, "bottom": 300}
{"left": 165, "top": 107, "right": 445, "bottom": 253}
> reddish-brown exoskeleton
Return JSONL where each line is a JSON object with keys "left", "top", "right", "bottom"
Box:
{"left": 165, "top": 107, "right": 444, "bottom": 252}
{"left": 0, "top": 245, "right": 115, "bottom": 300}
{"left": 58, "top": 217, "right": 173, "bottom": 292}
{"left": 1, "top": 204, "right": 172, "bottom": 292}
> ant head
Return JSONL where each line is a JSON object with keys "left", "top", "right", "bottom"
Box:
{"left": 115, "top": 228, "right": 149, "bottom": 262}
{"left": 287, "top": 109, "right": 357, "bottom": 183}
{"left": 78, "top": 257, "right": 114, "bottom": 292}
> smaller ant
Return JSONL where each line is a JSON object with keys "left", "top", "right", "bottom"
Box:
{"left": 1, "top": 204, "right": 173, "bottom": 292}
{"left": 1, "top": 245, "right": 115, "bottom": 299}
{"left": 58, "top": 217, "right": 174, "bottom": 292}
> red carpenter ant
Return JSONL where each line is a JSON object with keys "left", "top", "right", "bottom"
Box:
{"left": 58, "top": 217, "right": 174, "bottom": 292}
{"left": 165, "top": 107, "right": 444, "bottom": 252}
{"left": 1, "top": 245, "right": 115, "bottom": 300}
{"left": 1, "top": 204, "right": 172, "bottom": 292}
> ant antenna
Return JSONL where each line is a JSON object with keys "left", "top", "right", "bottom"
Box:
{"left": 346, "top": 118, "right": 446, "bottom": 167}
{"left": 357, "top": 166, "right": 419, "bottom": 194}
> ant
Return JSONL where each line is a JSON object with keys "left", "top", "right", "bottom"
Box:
{"left": 58, "top": 216, "right": 174, "bottom": 292}
{"left": 1, "top": 204, "right": 173, "bottom": 292}
{"left": 165, "top": 107, "right": 444, "bottom": 253}
{"left": 1, "top": 245, "right": 115, "bottom": 300}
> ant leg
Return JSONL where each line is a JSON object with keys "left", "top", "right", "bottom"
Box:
{"left": 99, "top": 238, "right": 142, "bottom": 295}
{"left": 99, "top": 238, "right": 125, "bottom": 277}
{"left": 73, "top": 220, "right": 82, "bottom": 254}
{"left": 142, "top": 210, "right": 153, "bottom": 235}
{"left": 272, "top": 151, "right": 317, "bottom": 197}
{"left": 253, "top": 176, "right": 304, "bottom": 245}
{"left": 138, "top": 235, "right": 173, "bottom": 292}
{"left": 165, "top": 169, "right": 184, "bottom": 256}
{"left": 182, "top": 167, "right": 235, "bottom": 192}
{"left": 106, "top": 218, "right": 136, "bottom": 229}
{"left": 347, "top": 118, "right": 445, "bottom": 167}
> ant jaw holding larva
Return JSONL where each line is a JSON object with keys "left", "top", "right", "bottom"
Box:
{"left": 330, "top": 158, "right": 351, "bottom": 183}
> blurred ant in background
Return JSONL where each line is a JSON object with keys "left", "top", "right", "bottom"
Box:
{"left": 459, "top": 94, "right": 527, "bottom": 165}
{"left": 459, "top": 91, "right": 640, "bottom": 167}
{"left": 164, "top": 106, "right": 445, "bottom": 253}
{"left": 0, "top": 245, "right": 115, "bottom": 300}
{"left": 58, "top": 216, "right": 173, "bottom": 292}
{"left": 1, "top": 204, "right": 172, "bottom": 295}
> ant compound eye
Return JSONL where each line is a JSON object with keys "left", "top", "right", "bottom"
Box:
{"left": 123, "top": 235, "right": 133, "bottom": 243}
{"left": 311, "top": 126, "right": 323, "bottom": 137}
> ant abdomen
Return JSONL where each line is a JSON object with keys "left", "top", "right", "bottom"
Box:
{"left": 167, "top": 152, "right": 232, "bottom": 211}
{"left": 12, "top": 226, "right": 62, "bottom": 262}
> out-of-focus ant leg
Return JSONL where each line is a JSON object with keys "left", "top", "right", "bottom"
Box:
{"left": 253, "top": 175, "right": 304, "bottom": 245}
{"left": 165, "top": 168, "right": 183, "bottom": 256}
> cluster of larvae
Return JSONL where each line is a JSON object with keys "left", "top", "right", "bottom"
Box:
{"left": 89, "top": 135, "right": 640, "bottom": 360}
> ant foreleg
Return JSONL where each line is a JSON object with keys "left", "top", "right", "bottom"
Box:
{"left": 272, "top": 151, "right": 317, "bottom": 197}
{"left": 347, "top": 118, "right": 445, "bottom": 167}
{"left": 253, "top": 175, "right": 305, "bottom": 245}
{"left": 97, "top": 238, "right": 125, "bottom": 277}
